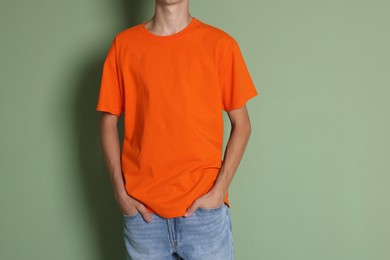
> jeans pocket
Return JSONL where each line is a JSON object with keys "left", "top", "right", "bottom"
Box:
{"left": 123, "top": 211, "right": 140, "bottom": 220}
{"left": 196, "top": 202, "right": 226, "bottom": 212}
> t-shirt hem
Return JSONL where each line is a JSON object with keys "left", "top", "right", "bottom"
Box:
{"left": 96, "top": 105, "right": 122, "bottom": 117}
{"left": 224, "top": 91, "right": 259, "bottom": 112}
{"left": 145, "top": 198, "right": 231, "bottom": 218}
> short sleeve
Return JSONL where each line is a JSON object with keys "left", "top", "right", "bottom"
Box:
{"left": 96, "top": 36, "right": 124, "bottom": 117}
{"left": 217, "top": 38, "right": 258, "bottom": 112}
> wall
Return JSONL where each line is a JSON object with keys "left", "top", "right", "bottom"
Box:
{"left": 1, "top": 0, "right": 389, "bottom": 259}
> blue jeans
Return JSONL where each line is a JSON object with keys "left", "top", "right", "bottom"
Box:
{"left": 123, "top": 202, "right": 234, "bottom": 259}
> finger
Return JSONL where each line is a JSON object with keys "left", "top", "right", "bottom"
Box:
{"left": 138, "top": 205, "right": 152, "bottom": 222}
{"left": 184, "top": 202, "right": 198, "bottom": 217}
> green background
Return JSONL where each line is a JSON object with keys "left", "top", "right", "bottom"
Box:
{"left": 1, "top": 0, "right": 389, "bottom": 259}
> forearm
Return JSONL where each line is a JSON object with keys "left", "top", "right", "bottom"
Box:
{"left": 99, "top": 115, "right": 127, "bottom": 198}
{"left": 212, "top": 123, "right": 251, "bottom": 197}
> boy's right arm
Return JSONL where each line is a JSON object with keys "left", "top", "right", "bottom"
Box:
{"left": 98, "top": 112, "right": 153, "bottom": 222}
{"left": 98, "top": 112, "right": 127, "bottom": 199}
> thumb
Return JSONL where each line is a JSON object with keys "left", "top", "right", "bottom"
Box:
{"left": 184, "top": 203, "right": 198, "bottom": 217}
{"left": 138, "top": 204, "right": 152, "bottom": 222}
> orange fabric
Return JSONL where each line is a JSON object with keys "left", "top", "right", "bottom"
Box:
{"left": 96, "top": 17, "right": 258, "bottom": 218}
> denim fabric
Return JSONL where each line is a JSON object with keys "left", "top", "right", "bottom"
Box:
{"left": 123, "top": 202, "right": 234, "bottom": 260}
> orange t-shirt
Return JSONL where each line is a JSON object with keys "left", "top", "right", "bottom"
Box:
{"left": 96, "top": 17, "right": 258, "bottom": 218}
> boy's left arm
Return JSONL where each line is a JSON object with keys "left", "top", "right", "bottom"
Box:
{"left": 185, "top": 105, "right": 252, "bottom": 216}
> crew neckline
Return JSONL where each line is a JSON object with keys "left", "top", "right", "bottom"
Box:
{"left": 139, "top": 17, "right": 199, "bottom": 41}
